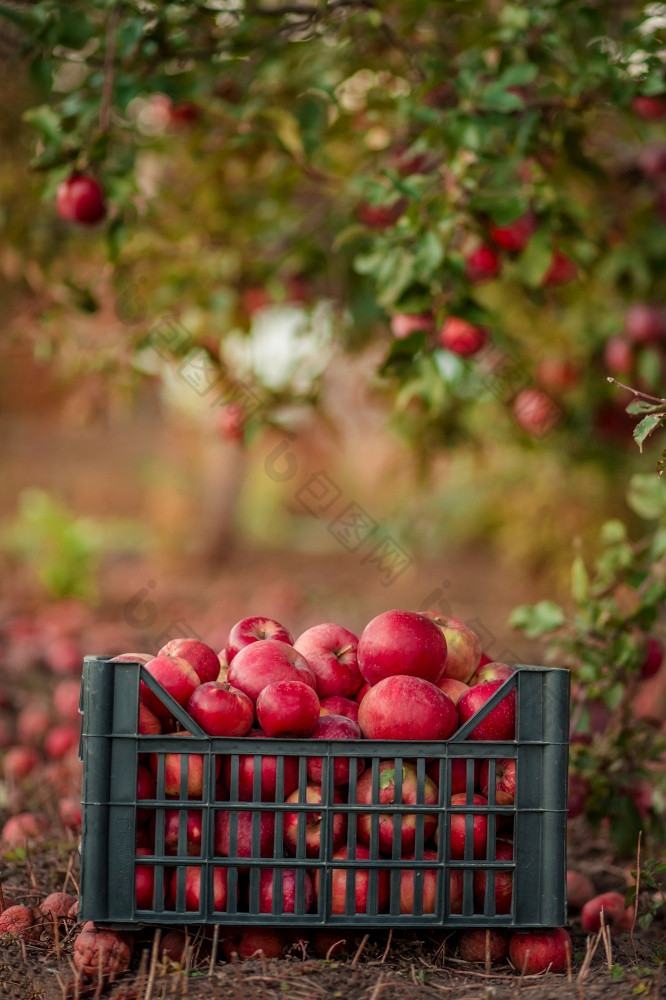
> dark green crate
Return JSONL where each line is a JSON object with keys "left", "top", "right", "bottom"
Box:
{"left": 78, "top": 657, "right": 570, "bottom": 930}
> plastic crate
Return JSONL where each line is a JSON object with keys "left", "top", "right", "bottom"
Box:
{"left": 78, "top": 656, "right": 570, "bottom": 930}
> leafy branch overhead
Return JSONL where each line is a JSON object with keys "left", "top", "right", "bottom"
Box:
{"left": 3, "top": 1, "right": 666, "bottom": 454}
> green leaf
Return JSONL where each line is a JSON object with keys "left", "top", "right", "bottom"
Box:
{"left": 515, "top": 227, "right": 552, "bottom": 286}
{"left": 626, "top": 400, "right": 664, "bottom": 415}
{"left": 627, "top": 474, "right": 666, "bottom": 520}
{"left": 600, "top": 520, "right": 627, "bottom": 545}
{"left": 23, "top": 105, "right": 63, "bottom": 144}
{"left": 509, "top": 600, "right": 565, "bottom": 637}
{"left": 497, "top": 63, "right": 538, "bottom": 88}
{"left": 571, "top": 554, "right": 589, "bottom": 603}
{"left": 633, "top": 414, "right": 663, "bottom": 452}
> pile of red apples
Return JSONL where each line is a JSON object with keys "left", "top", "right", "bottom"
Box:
{"left": 103, "top": 608, "right": 572, "bottom": 975}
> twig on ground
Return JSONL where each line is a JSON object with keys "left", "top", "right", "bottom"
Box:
{"left": 380, "top": 928, "right": 392, "bottom": 964}
{"left": 631, "top": 830, "right": 642, "bottom": 962}
{"left": 351, "top": 933, "right": 369, "bottom": 966}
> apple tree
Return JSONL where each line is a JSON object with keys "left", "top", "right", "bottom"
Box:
{"left": 2, "top": 1, "right": 666, "bottom": 453}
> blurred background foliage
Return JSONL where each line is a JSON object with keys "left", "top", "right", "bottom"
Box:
{"left": 2, "top": 0, "right": 666, "bottom": 585}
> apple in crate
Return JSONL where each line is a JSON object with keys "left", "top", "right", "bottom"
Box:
{"left": 293, "top": 623, "right": 362, "bottom": 698}
{"left": 422, "top": 613, "right": 481, "bottom": 683}
{"left": 225, "top": 617, "right": 294, "bottom": 662}
{"left": 426, "top": 757, "right": 479, "bottom": 796}
{"left": 457, "top": 679, "right": 516, "bottom": 741}
{"left": 227, "top": 639, "right": 316, "bottom": 702}
{"left": 398, "top": 848, "right": 439, "bottom": 914}
{"left": 358, "top": 675, "right": 458, "bottom": 740}
{"left": 473, "top": 840, "right": 514, "bottom": 914}
{"left": 439, "top": 793, "right": 488, "bottom": 859}
{"left": 356, "top": 762, "right": 439, "bottom": 855}
{"left": 169, "top": 865, "right": 230, "bottom": 911}
{"left": 135, "top": 847, "right": 158, "bottom": 909}
{"left": 257, "top": 867, "right": 314, "bottom": 914}
{"left": 469, "top": 661, "right": 515, "bottom": 686}
{"left": 159, "top": 638, "right": 221, "bottom": 684}
{"left": 139, "top": 654, "right": 201, "bottom": 719}
{"left": 187, "top": 681, "right": 254, "bottom": 737}
{"left": 306, "top": 715, "right": 364, "bottom": 786}
{"left": 479, "top": 758, "right": 516, "bottom": 805}
{"left": 357, "top": 610, "right": 448, "bottom": 686}
{"left": 283, "top": 784, "right": 347, "bottom": 857}
{"left": 435, "top": 677, "right": 470, "bottom": 704}
{"left": 214, "top": 809, "right": 276, "bottom": 866}
{"left": 256, "top": 679, "right": 320, "bottom": 737}
{"left": 163, "top": 808, "right": 204, "bottom": 856}
{"left": 150, "top": 745, "right": 218, "bottom": 799}
{"left": 314, "top": 844, "right": 390, "bottom": 915}
{"left": 220, "top": 729, "right": 300, "bottom": 801}
{"left": 319, "top": 695, "right": 359, "bottom": 722}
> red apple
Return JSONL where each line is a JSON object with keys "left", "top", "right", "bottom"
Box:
{"left": 624, "top": 303, "right": 666, "bottom": 344}
{"left": 140, "top": 654, "right": 201, "bottom": 719}
{"left": 489, "top": 212, "right": 536, "bottom": 253}
{"left": 257, "top": 867, "right": 314, "bottom": 914}
{"left": 438, "top": 317, "right": 488, "bottom": 357}
{"left": 235, "top": 929, "right": 287, "bottom": 960}
{"left": 390, "top": 313, "right": 434, "bottom": 339}
{"left": 566, "top": 869, "right": 596, "bottom": 911}
{"left": 139, "top": 701, "right": 163, "bottom": 735}
{"left": 357, "top": 609, "right": 448, "bottom": 686}
{"left": 603, "top": 335, "right": 634, "bottom": 375}
{"left": 444, "top": 792, "right": 488, "bottom": 859}
{"left": 435, "top": 678, "right": 470, "bottom": 704}
{"left": 186, "top": 681, "right": 254, "bottom": 737}
{"left": 508, "top": 927, "right": 571, "bottom": 974}
{"left": 283, "top": 784, "right": 347, "bottom": 857}
{"left": 478, "top": 758, "right": 516, "bottom": 805}
{"left": 56, "top": 173, "right": 107, "bottom": 225}
{"left": 469, "top": 662, "right": 515, "bottom": 686}
{"left": 159, "top": 638, "right": 221, "bottom": 684}
{"left": 426, "top": 756, "right": 479, "bottom": 796}
{"left": 169, "top": 865, "right": 229, "bottom": 911}
{"left": 542, "top": 250, "right": 577, "bottom": 287}
{"left": 225, "top": 617, "right": 294, "bottom": 662}
{"left": 354, "top": 682, "right": 371, "bottom": 704}
{"left": 458, "top": 928, "right": 510, "bottom": 964}
{"left": 457, "top": 679, "right": 516, "bottom": 741}
{"left": 163, "top": 808, "right": 204, "bottom": 856}
{"left": 358, "top": 675, "right": 458, "bottom": 741}
{"left": 221, "top": 729, "right": 300, "bottom": 801}
{"left": 640, "top": 635, "right": 663, "bottom": 679}
{"left": 150, "top": 746, "right": 216, "bottom": 799}
{"left": 512, "top": 387, "right": 561, "bottom": 436}
{"left": 256, "top": 679, "right": 320, "bottom": 737}
{"left": 314, "top": 844, "right": 390, "bottom": 915}
{"left": 293, "top": 623, "right": 362, "bottom": 698}
{"left": 473, "top": 840, "right": 514, "bottom": 914}
{"left": 632, "top": 94, "right": 666, "bottom": 121}
{"left": 73, "top": 922, "right": 133, "bottom": 980}
{"left": 319, "top": 695, "right": 360, "bottom": 722}
{"left": 399, "top": 849, "right": 439, "bottom": 914}
{"left": 637, "top": 143, "right": 666, "bottom": 179}
{"left": 306, "top": 715, "right": 364, "bottom": 786}
{"left": 580, "top": 891, "right": 633, "bottom": 935}
{"left": 135, "top": 848, "right": 158, "bottom": 909}
{"left": 536, "top": 358, "right": 579, "bottom": 392}
{"left": 357, "top": 199, "right": 407, "bottom": 229}
{"left": 356, "top": 762, "right": 439, "bottom": 855}
{"left": 465, "top": 244, "right": 500, "bottom": 283}
{"left": 423, "top": 614, "right": 481, "bottom": 683}
{"left": 227, "top": 639, "right": 315, "bottom": 702}
{"left": 110, "top": 652, "right": 153, "bottom": 665}
{"left": 214, "top": 809, "right": 276, "bottom": 863}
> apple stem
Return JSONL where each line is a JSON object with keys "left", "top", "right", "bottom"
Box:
{"left": 336, "top": 644, "right": 354, "bottom": 657}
